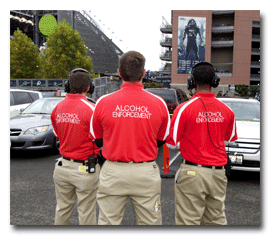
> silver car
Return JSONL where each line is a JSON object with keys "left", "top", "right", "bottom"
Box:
{"left": 10, "top": 89, "right": 43, "bottom": 114}
{"left": 10, "top": 97, "right": 64, "bottom": 151}
{"left": 218, "top": 98, "right": 260, "bottom": 172}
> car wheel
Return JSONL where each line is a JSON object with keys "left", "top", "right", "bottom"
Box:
{"left": 53, "top": 137, "right": 60, "bottom": 152}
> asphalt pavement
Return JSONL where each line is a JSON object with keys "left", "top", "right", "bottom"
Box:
{"left": 10, "top": 147, "right": 260, "bottom": 228}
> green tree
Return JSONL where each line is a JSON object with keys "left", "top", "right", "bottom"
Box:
{"left": 44, "top": 19, "right": 95, "bottom": 78}
{"left": 10, "top": 28, "right": 42, "bottom": 78}
{"left": 235, "top": 84, "right": 249, "bottom": 97}
{"left": 143, "top": 81, "right": 164, "bottom": 88}
{"left": 249, "top": 85, "right": 259, "bottom": 97}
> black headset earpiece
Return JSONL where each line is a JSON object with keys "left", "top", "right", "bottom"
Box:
{"left": 65, "top": 68, "right": 95, "bottom": 94}
{"left": 211, "top": 73, "right": 220, "bottom": 88}
{"left": 64, "top": 80, "right": 70, "bottom": 93}
{"left": 187, "top": 74, "right": 196, "bottom": 90}
{"left": 187, "top": 62, "right": 220, "bottom": 90}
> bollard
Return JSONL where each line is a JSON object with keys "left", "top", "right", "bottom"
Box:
{"left": 163, "top": 144, "right": 170, "bottom": 173}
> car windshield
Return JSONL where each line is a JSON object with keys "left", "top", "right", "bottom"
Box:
{"left": 222, "top": 100, "right": 260, "bottom": 122}
{"left": 146, "top": 90, "right": 177, "bottom": 103}
{"left": 22, "top": 99, "right": 63, "bottom": 114}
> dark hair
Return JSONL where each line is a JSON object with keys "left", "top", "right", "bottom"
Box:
{"left": 119, "top": 51, "right": 145, "bottom": 82}
{"left": 69, "top": 72, "right": 91, "bottom": 94}
{"left": 188, "top": 19, "right": 197, "bottom": 27}
{"left": 193, "top": 63, "right": 215, "bottom": 86}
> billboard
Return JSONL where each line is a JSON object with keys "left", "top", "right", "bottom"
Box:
{"left": 177, "top": 17, "right": 206, "bottom": 74}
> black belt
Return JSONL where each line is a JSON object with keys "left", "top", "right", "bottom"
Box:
{"left": 63, "top": 157, "right": 87, "bottom": 165}
{"left": 183, "top": 159, "right": 224, "bottom": 169}
{"left": 117, "top": 160, "right": 154, "bottom": 163}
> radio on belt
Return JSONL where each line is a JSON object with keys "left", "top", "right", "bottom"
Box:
{"left": 88, "top": 155, "right": 97, "bottom": 173}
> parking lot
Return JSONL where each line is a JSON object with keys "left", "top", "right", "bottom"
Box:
{"left": 10, "top": 147, "right": 260, "bottom": 228}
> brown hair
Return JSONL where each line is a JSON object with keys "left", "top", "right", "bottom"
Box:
{"left": 69, "top": 72, "right": 91, "bottom": 94}
{"left": 118, "top": 51, "right": 145, "bottom": 82}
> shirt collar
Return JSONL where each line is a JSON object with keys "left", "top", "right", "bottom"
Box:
{"left": 193, "top": 92, "right": 215, "bottom": 99}
{"left": 121, "top": 82, "right": 144, "bottom": 90}
{"left": 66, "top": 93, "right": 87, "bottom": 100}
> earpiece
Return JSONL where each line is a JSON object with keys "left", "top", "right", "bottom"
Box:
{"left": 187, "top": 62, "right": 220, "bottom": 90}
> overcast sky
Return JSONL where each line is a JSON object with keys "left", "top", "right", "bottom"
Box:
{"left": 86, "top": 5, "right": 172, "bottom": 71}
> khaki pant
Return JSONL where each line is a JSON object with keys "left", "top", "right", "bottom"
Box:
{"left": 175, "top": 163, "right": 228, "bottom": 225}
{"left": 53, "top": 158, "right": 99, "bottom": 225}
{"left": 97, "top": 160, "right": 162, "bottom": 225}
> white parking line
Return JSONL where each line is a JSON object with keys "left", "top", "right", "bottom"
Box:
{"left": 169, "top": 152, "right": 181, "bottom": 166}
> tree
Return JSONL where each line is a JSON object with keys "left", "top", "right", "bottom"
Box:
{"left": 143, "top": 81, "right": 164, "bottom": 88}
{"left": 235, "top": 84, "right": 249, "bottom": 97}
{"left": 249, "top": 85, "right": 259, "bottom": 97}
{"left": 44, "top": 19, "right": 95, "bottom": 78}
{"left": 10, "top": 29, "right": 43, "bottom": 78}
{"left": 235, "top": 85, "right": 259, "bottom": 97}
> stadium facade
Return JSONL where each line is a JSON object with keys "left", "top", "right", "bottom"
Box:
{"left": 160, "top": 10, "right": 260, "bottom": 93}
{"left": 10, "top": 10, "right": 123, "bottom": 76}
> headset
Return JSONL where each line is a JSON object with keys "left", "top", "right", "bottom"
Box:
{"left": 187, "top": 61, "right": 220, "bottom": 90}
{"left": 64, "top": 68, "right": 95, "bottom": 94}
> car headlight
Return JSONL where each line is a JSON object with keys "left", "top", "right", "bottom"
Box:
{"left": 24, "top": 126, "right": 49, "bottom": 135}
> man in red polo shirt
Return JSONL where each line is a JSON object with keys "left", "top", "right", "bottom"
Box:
{"left": 90, "top": 51, "right": 170, "bottom": 225}
{"left": 51, "top": 68, "right": 99, "bottom": 225}
{"left": 167, "top": 62, "right": 237, "bottom": 225}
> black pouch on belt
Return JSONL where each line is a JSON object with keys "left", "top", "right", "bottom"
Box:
{"left": 97, "top": 151, "right": 106, "bottom": 168}
{"left": 88, "top": 155, "right": 97, "bottom": 173}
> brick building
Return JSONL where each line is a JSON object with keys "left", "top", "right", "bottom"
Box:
{"left": 160, "top": 10, "right": 260, "bottom": 94}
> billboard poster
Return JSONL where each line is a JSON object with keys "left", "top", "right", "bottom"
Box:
{"left": 177, "top": 17, "right": 206, "bottom": 74}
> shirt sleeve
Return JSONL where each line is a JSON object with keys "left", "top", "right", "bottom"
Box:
{"left": 90, "top": 101, "right": 103, "bottom": 139}
{"left": 165, "top": 104, "right": 185, "bottom": 149}
{"left": 157, "top": 100, "right": 170, "bottom": 141}
{"left": 226, "top": 112, "right": 238, "bottom": 142}
{"left": 50, "top": 107, "right": 58, "bottom": 137}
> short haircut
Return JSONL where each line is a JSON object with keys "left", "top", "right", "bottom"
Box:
{"left": 119, "top": 51, "right": 145, "bottom": 82}
{"left": 193, "top": 63, "right": 215, "bottom": 86}
{"left": 69, "top": 72, "right": 91, "bottom": 94}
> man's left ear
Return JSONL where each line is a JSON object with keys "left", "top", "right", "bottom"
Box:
{"left": 117, "top": 69, "right": 122, "bottom": 78}
{"left": 141, "top": 69, "right": 146, "bottom": 79}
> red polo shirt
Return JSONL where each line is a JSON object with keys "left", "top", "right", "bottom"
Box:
{"left": 90, "top": 83, "right": 170, "bottom": 162}
{"left": 166, "top": 93, "right": 237, "bottom": 166}
{"left": 51, "top": 94, "right": 99, "bottom": 160}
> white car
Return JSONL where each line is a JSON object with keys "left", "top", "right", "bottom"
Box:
{"left": 218, "top": 98, "right": 260, "bottom": 172}
{"left": 10, "top": 89, "right": 43, "bottom": 114}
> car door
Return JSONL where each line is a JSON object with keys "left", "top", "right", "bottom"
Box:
{"left": 10, "top": 91, "right": 33, "bottom": 114}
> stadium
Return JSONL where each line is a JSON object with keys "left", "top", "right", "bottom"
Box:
{"left": 10, "top": 10, "right": 123, "bottom": 76}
